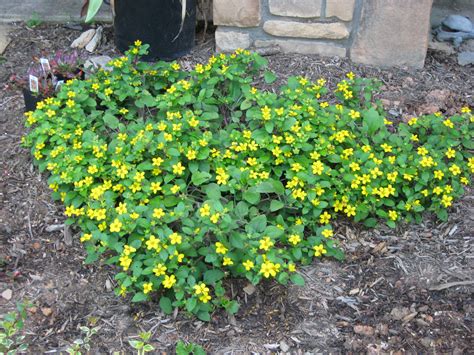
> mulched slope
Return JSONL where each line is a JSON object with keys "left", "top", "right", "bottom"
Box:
{"left": 0, "top": 23, "right": 472, "bottom": 353}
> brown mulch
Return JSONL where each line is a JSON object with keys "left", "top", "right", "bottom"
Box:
{"left": 0, "top": 23, "right": 473, "bottom": 353}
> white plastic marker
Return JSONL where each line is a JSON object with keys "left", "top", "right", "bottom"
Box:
{"left": 29, "top": 75, "right": 39, "bottom": 93}
{"left": 40, "top": 58, "right": 51, "bottom": 73}
{"left": 55, "top": 80, "right": 64, "bottom": 91}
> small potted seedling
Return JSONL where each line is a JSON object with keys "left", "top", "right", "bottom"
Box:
{"left": 7, "top": 51, "right": 84, "bottom": 111}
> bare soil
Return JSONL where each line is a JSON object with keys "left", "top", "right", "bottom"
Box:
{"left": 0, "top": 23, "right": 473, "bottom": 353}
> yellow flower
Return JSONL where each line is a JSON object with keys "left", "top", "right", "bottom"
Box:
{"left": 153, "top": 263, "right": 167, "bottom": 276}
{"left": 346, "top": 71, "right": 355, "bottom": 80}
{"left": 434, "top": 170, "right": 444, "bottom": 180}
{"left": 171, "top": 184, "right": 180, "bottom": 194}
{"left": 291, "top": 163, "right": 303, "bottom": 172}
{"left": 259, "top": 236, "right": 274, "bottom": 251}
{"left": 243, "top": 260, "right": 254, "bottom": 271}
{"left": 461, "top": 106, "right": 471, "bottom": 113}
{"left": 143, "top": 282, "right": 153, "bottom": 294}
{"left": 215, "top": 242, "right": 228, "bottom": 254}
{"left": 193, "top": 283, "right": 210, "bottom": 295}
{"left": 172, "top": 162, "right": 185, "bottom": 175}
{"left": 313, "top": 244, "right": 327, "bottom": 257}
{"left": 116, "top": 202, "right": 127, "bottom": 215}
{"left": 260, "top": 260, "right": 280, "bottom": 278}
{"left": 312, "top": 160, "right": 324, "bottom": 175}
{"left": 110, "top": 218, "right": 122, "bottom": 232}
{"left": 199, "top": 203, "right": 211, "bottom": 217}
{"left": 449, "top": 164, "right": 461, "bottom": 176}
{"left": 223, "top": 257, "right": 234, "bottom": 266}
{"left": 210, "top": 213, "right": 220, "bottom": 224}
{"left": 80, "top": 233, "right": 92, "bottom": 242}
{"left": 322, "top": 229, "right": 333, "bottom": 238}
{"left": 162, "top": 274, "right": 176, "bottom": 288}
{"left": 380, "top": 143, "right": 392, "bottom": 153}
{"left": 443, "top": 119, "right": 454, "bottom": 129}
{"left": 146, "top": 235, "right": 160, "bottom": 250}
{"left": 388, "top": 210, "right": 398, "bottom": 221}
{"left": 152, "top": 208, "right": 165, "bottom": 220}
{"left": 441, "top": 194, "right": 453, "bottom": 207}
{"left": 445, "top": 148, "right": 456, "bottom": 159}
{"left": 344, "top": 205, "right": 356, "bottom": 217}
{"left": 151, "top": 182, "right": 162, "bottom": 194}
{"left": 288, "top": 234, "right": 301, "bottom": 245}
{"left": 186, "top": 149, "right": 197, "bottom": 160}
{"left": 408, "top": 117, "right": 418, "bottom": 126}
{"left": 319, "top": 211, "right": 331, "bottom": 224}
{"left": 349, "top": 110, "right": 360, "bottom": 119}
{"left": 169, "top": 232, "right": 182, "bottom": 245}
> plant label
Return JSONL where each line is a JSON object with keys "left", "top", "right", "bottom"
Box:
{"left": 29, "top": 75, "right": 39, "bottom": 93}
{"left": 40, "top": 58, "right": 51, "bottom": 73}
{"left": 55, "top": 80, "right": 64, "bottom": 91}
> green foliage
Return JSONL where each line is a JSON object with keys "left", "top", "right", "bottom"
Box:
{"left": 176, "top": 340, "right": 206, "bottom": 355}
{"left": 0, "top": 302, "right": 30, "bottom": 354}
{"left": 22, "top": 43, "right": 474, "bottom": 320}
{"left": 65, "top": 326, "right": 100, "bottom": 355}
{"left": 128, "top": 332, "right": 155, "bottom": 355}
{"left": 26, "top": 12, "right": 42, "bottom": 28}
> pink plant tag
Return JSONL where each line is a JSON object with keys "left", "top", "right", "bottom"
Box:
{"left": 29, "top": 75, "right": 39, "bottom": 93}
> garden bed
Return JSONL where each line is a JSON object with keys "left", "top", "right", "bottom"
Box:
{"left": 0, "top": 23, "right": 473, "bottom": 353}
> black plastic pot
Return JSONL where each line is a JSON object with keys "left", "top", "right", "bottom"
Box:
{"left": 22, "top": 89, "right": 45, "bottom": 112}
{"left": 114, "top": 0, "right": 197, "bottom": 61}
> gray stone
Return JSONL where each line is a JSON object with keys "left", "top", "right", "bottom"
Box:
{"left": 255, "top": 39, "right": 346, "bottom": 57}
{"left": 84, "top": 55, "right": 113, "bottom": 71}
{"left": 458, "top": 51, "right": 474, "bottom": 65}
{"left": 85, "top": 26, "right": 103, "bottom": 53}
{"left": 215, "top": 28, "right": 251, "bottom": 52}
{"left": 263, "top": 20, "right": 350, "bottom": 39}
{"left": 71, "top": 29, "right": 96, "bottom": 49}
{"left": 351, "top": 0, "right": 433, "bottom": 68}
{"left": 0, "top": 24, "right": 11, "bottom": 54}
{"left": 428, "top": 39, "right": 455, "bottom": 54}
{"left": 213, "top": 0, "right": 261, "bottom": 27}
{"left": 269, "top": 0, "right": 322, "bottom": 18}
{"left": 326, "top": 0, "right": 355, "bottom": 21}
{"left": 442, "top": 15, "right": 473, "bottom": 33}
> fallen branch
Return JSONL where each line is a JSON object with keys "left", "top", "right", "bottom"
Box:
{"left": 429, "top": 280, "right": 474, "bottom": 291}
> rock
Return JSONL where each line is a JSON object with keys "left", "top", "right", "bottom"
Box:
{"left": 326, "top": 0, "right": 355, "bottom": 21}
{"left": 213, "top": 0, "right": 261, "bottom": 27}
{"left": 269, "top": 0, "right": 322, "bottom": 18}
{"left": 263, "top": 20, "right": 350, "bottom": 39}
{"left": 420, "top": 337, "right": 433, "bottom": 348}
{"left": 279, "top": 340, "right": 290, "bottom": 352}
{"left": 442, "top": 15, "right": 473, "bottom": 33}
{"left": 390, "top": 307, "right": 411, "bottom": 320}
{"left": 428, "top": 40, "right": 455, "bottom": 55}
{"left": 458, "top": 51, "right": 474, "bottom": 66}
{"left": 85, "top": 26, "right": 103, "bottom": 53}
{"left": 353, "top": 325, "right": 375, "bottom": 336}
{"left": 84, "top": 55, "right": 113, "bottom": 71}
{"left": 243, "top": 283, "right": 256, "bottom": 295}
{"left": 215, "top": 29, "right": 251, "bottom": 52}
{"left": 460, "top": 39, "right": 474, "bottom": 52}
{"left": 41, "top": 307, "right": 53, "bottom": 317}
{"left": 71, "top": 28, "right": 96, "bottom": 49}
{"left": 351, "top": 0, "right": 433, "bottom": 68}
{"left": 255, "top": 39, "right": 346, "bottom": 57}
{"left": 45, "top": 224, "right": 65, "bottom": 232}
{"left": 1, "top": 289, "right": 12, "bottom": 300}
{"left": 0, "top": 24, "right": 12, "bottom": 55}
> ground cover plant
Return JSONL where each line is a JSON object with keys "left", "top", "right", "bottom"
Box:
{"left": 21, "top": 42, "right": 474, "bottom": 321}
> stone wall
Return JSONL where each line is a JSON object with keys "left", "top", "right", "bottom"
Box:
{"left": 213, "top": 0, "right": 434, "bottom": 68}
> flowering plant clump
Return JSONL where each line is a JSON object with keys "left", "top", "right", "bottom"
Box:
{"left": 22, "top": 42, "right": 473, "bottom": 320}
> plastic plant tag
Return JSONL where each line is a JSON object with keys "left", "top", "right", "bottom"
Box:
{"left": 40, "top": 58, "right": 51, "bottom": 73}
{"left": 29, "top": 75, "right": 39, "bottom": 93}
{"left": 55, "top": 80, "right": 64, "bottom": 91}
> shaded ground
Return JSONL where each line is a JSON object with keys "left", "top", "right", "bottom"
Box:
{"left": 1, "top": 23, "right": 473, "bottom": 353}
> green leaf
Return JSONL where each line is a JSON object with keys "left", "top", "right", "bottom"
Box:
{"left": 230, "top": 233, "right": 245, "bottom": 248}
{"left": 205, "top": 183, "right": 221, "bottom": 200}
{"left": 103, "top": 113, "right": 119, "bottom": 129}
{"left": 235, "top": 201, "right": 249, "bottom": 218}
{"left": 203, "top": 269, "right": 225, "bottom": 285}
{"left": 85, "top": 0, "right": 104, "bottom": 22}
{"left": 186, "top": 298, "right": 197, "bottom": 312}
{"left": 197, "top": 311, "right": 211, "bottom": 322}
{"left": 249, "top": 215, "right": 267, "bottom": 233}
{"left": 243, "top": 189, "right": 260, "bottom": 205}
{"left": 131, "top": 292, "right": 148, "bottom": 303}
{"left": 364, "top": 218, "right": 377, "bottom": 228}
{"left": 270, "top": 200, "right": 284, "bottom": 212}
{"left": 264, "top": 71, "right": 277, "bottom": 84}
{"left": 192, "top": 171, "right": 212, "bottom": 186}
{"left": 363, "top": 107, "right": 384, "bottom": 135}
{"left": 256, "top": 179, "right": 285, "bottom": 194}
{"left": 290, "top": 273, "right": 305, "bottom": 286}
{"left": 159, "top": 297, "right": 173, "bottom": 314}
